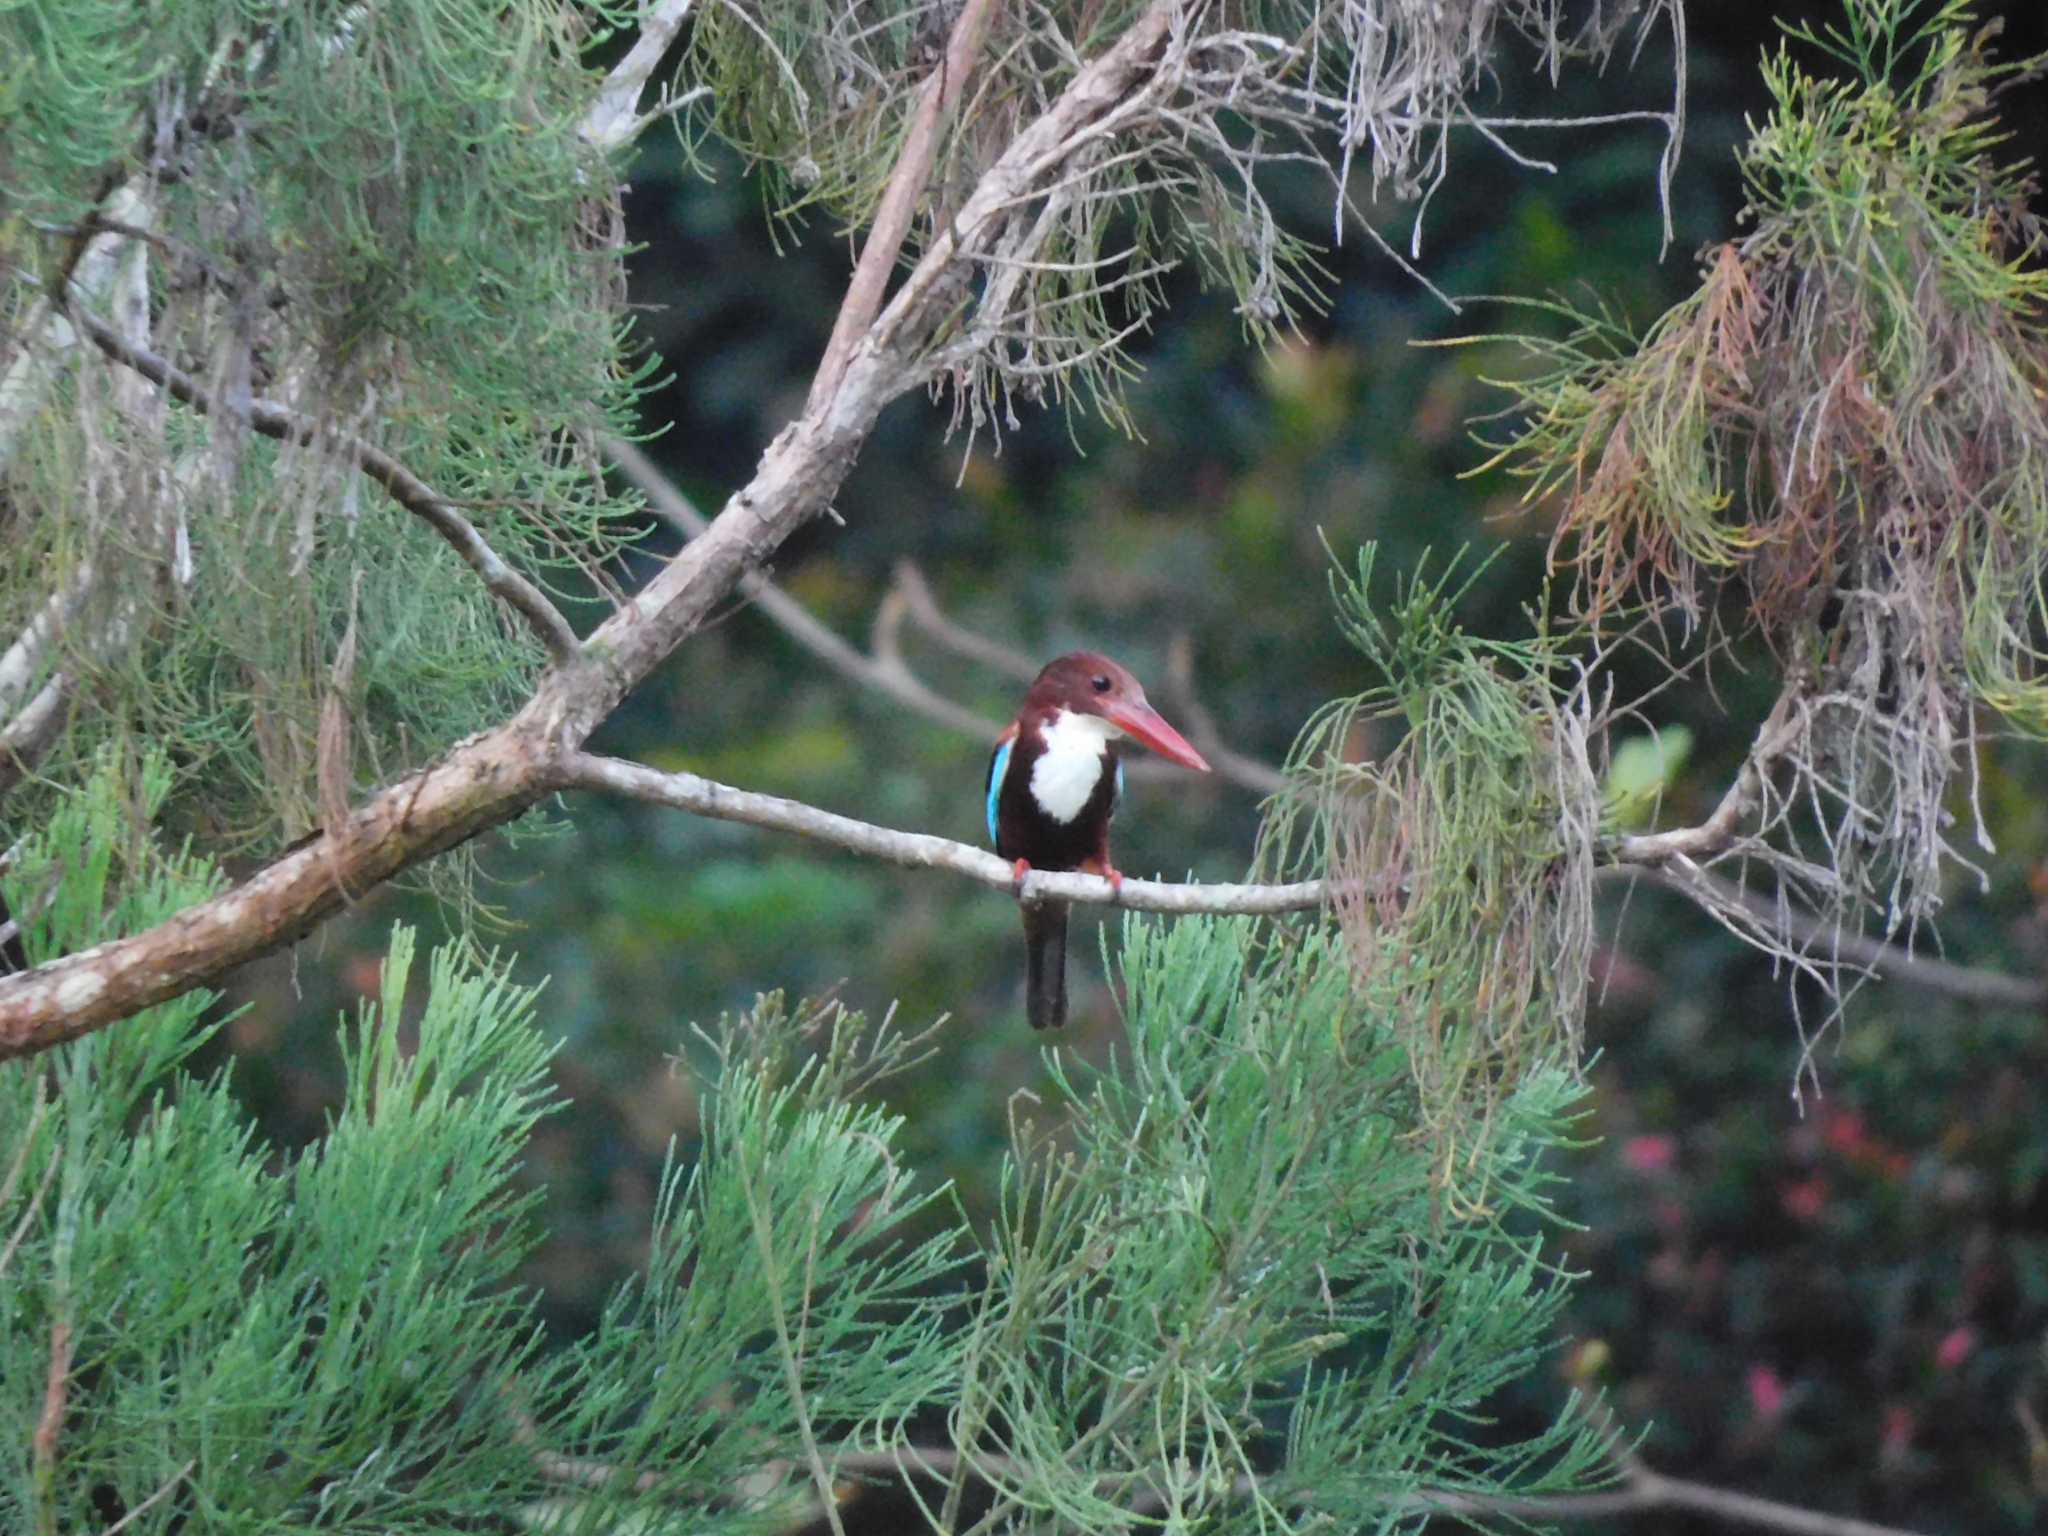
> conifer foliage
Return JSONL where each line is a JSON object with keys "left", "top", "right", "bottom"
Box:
{"left": 6, "top": 0, "right": 2040, "bottom": 1529}
{"left": 0, "top": 756, "right": 1597, "bottom": 1530}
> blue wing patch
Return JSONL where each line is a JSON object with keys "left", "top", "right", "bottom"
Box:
{"left": 1113, "top": 758, "right": 1125, "bottom": 818}
{"left": 986, "top": 739, "right": 1012, "bottom": 846}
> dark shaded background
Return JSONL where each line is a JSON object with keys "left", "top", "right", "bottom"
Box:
{"left": 213, "top": 5, "right": 2048, "bottom": 1530}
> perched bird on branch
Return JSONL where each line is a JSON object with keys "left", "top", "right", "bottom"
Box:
{"left": 986, "top": 652, "right": 1210, "bottom": 1029}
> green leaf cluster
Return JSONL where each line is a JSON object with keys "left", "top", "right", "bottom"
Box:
{"left": 932, "top": 913, "right": 1601, "bottom": 1532}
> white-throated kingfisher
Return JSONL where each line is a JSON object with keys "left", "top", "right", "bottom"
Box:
{"left": 986, "top": 652, "right": 1211, "bottom": 1029}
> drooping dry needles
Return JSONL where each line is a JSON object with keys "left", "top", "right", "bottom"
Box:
{"left": 688, "top": 0, "right": 1683, "bottom": 434}
{"left": 1487, "top": 0, "right": 2048, "bottom": 953}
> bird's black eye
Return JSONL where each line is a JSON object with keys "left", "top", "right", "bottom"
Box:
{"left": 1091, "top": 674, "right": 1111, "bottom": 694}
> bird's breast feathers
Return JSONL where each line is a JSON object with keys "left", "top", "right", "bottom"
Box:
{"left": 1028, "top": 708, "right": 1122, "bottom": 824}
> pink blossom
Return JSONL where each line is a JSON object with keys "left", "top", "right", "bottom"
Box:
{"left": 1934, "top": 1327, "right": 1976, "bottom": 1372}
{"left": 1622, "top": 1134, "right": 1677, "bottom": 1173}
{"left": 1747, "top": 1364, "right": 1787, "bottom": 1421}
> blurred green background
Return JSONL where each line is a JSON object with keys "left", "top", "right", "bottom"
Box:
{"left": 204, "top": 5, "right": 2048, "bottom": 1530}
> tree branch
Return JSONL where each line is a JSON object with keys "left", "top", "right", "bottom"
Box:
{"left": 0, "top": 676, "right": 73, "bottom": 802}
{"left": 888, "top": 559, "right": 1038, "bottom": 685}
{"left": 1612, "top": 862, "right": 2047, "bottom": 1011}
{"left": 605, "top": 436, "right": 999, "bottom": 740}
{"left": 0, "top": 184, "right": 149, "bottom": 472}
{"left": 1607, "top": 682, "right": 1803, "bottom": 868}
{"left": 608, "top": 439, "right": 1285, "bottom": 798}
{"left": 66, "top": 305, "right": 582, "bottom": 664}
{"left": 560, "top": 751, "right": 1327, "bottom": 914}
{"left": 806, "top": 0, "right": 1000, "bottom": 413}
{"left": 31, "top": 1318, "right": 73, "bottom": 1536}
{"left": 581, "top": 0, "right": 702, "bottom": 153}
{"left": 93, "top": 1459, "right": 198, "bottom": 1536}
{"left": 1161, "top": 631, "right": 1289, "bottom": 797}
{"left": 0, "top": 721, "right": 553, "bottom": 1057}
{"left": 0, "top": 11, "right": 1207, "bottom": 1055}
{"left": 1416, "top": 1464, "right": 1931, "bottom": 1536}
{"left": 541, "top": 1432, "right": 1935, "bottom": 1536}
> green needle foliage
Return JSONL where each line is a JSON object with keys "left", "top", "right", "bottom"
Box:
{"left": 934, "top": 914, "right": 1601, "bottom": 1533}
{"left": 542, "top": 998, "right": 965, "bottom": 1531}
{"left": 0, "top": 755, "right": 1599, "bottom": 1530}
{"left": 1, "top": 0, "right": 649, "bottom": 853}
{"left": 1261, "top": 547, "right": 1602, "bottom": 1207}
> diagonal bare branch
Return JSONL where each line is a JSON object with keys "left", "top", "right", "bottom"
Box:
{"left": 1607, "top": 680, "right": 1805, "bottom": 868}
{"left": 807, "top": 0, "right": 1001, "bottom": 414}
{"left": 1609, "top": 861, "right": 2047, "bottom": 1011}
{"left": 888, "top": 560, "right": 1039, "bottom": 685}
{"left": 0, "top": 11, "right": 1210, "bottom": 1057}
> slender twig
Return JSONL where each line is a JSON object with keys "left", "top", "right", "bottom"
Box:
{"left": 605, "top": 437, "right": 998, "bottom": 739}
{"left": 31, "top": 1318, "right": 74, "bottom": 1536}
{"left": 0, "top": 573, "right": 91, "bottom": 724}
{"left": 807, "top": 0, "right": 1000, "bottom": 412}
{"left": 1608, "top": 683, "right": 1803, "bottom": 868}
{"left": 0, "top": 676, "right": 69, "bottom": 801}
{"left": 0, "top": 1131, "right": 59, "bottom": 1280}
{"left": 1415, "top": 1465, "right": 1930, "bottom": 1536}
{"left": 93, "top": 1459, "right": 198, "bottom": 1536}
{"left": 888, "top": 560, "right": 1038, "bottom": 685}
{"left": 560, "top": 751, "right": 1328, "bottom": 914}
{"left": 531, "top": 1424, "right": 1931, "bottom": 1536}
{"left": 1161, "top": 631, "right": 1289, "bottom": 797}
{"left": 1610, "top": 862, "right": 2047, "bottom": 1011}
{"left": 0, "top": 1082, "right": 50, "bottom": 1225}
{"left": 733, "top": 1139, "right": 849, "bottom": 1536}
{"left": 68, "top": 305, "right": 581, "bottom": 663}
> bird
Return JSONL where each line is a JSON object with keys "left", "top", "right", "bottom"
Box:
{"left": 986, "top": 651, "right": 1211, "bottom": 1029}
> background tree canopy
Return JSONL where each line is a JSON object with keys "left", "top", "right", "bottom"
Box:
{"left": 3, "top": 0, "right": 2047, "bottom": 1531}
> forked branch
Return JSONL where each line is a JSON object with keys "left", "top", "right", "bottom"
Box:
{"left": 807, "top": 0, "right": 1001, "bottom": 412}
{"left": 1608, "top": 681, "right": 1804, "bottom": 869}
{"left": 0, "top": 9, "right": 1258, "bottom": 1055}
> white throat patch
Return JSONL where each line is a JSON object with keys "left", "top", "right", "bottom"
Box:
{"left": 1029, "top": 708, "right": 1121, "bottom": 824}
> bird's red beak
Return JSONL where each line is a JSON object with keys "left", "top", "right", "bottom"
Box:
{"left": 1102, "top": 699, "right": 1211, "bottom": 772}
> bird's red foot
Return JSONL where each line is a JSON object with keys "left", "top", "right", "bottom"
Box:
{"left": 1011, "top": 858, "right": 1033, "bottom": 897}
{"left": 1081, "top": 859, "right": 1125, "bottom": 903}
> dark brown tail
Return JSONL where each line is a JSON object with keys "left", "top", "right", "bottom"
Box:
{"left": 1022, "top": 900, "right": 1069, "bottom": 1030}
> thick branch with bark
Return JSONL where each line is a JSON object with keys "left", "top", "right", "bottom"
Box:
{"left": 0, "top": 7, "right": 1226, "bottom": 1055}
